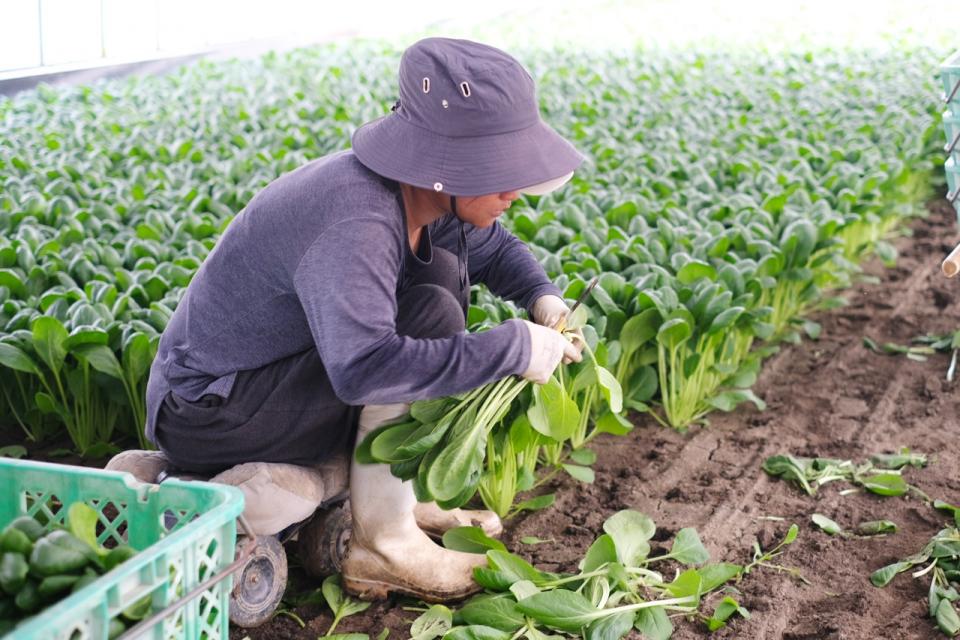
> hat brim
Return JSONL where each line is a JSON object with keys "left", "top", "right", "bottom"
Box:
{"left": 352, "top": 114, "right": 584, "bottom": 197}
{"left": 518, "top": 171, "right": 575, "bottom": 196}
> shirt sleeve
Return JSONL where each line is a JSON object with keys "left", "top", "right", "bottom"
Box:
{"left": 433, "top": 216, "right": 563, "bottom": 312}
{"left": 293, "top": 217, "right": 531, "bottom": 406}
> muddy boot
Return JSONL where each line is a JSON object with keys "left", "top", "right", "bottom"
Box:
{"left": 211, "top": 462, "right": 329, "bottom": 536}
{"left": 341, "top": 403, "right": 487, "bottom": 603}
{"left": 413, "top": 502, "right": 503, "bottom": 539}
{"left": 105, "top": 450, "right": 170, "bottom": 483}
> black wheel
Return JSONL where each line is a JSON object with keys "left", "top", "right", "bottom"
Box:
{"left": 297, "top": 501, "right": 352, "bottom": 578}
{"left": 229, "top": 535, "right": 288, "bottom": 628}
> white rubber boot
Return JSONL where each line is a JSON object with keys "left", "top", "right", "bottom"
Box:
{"left": 413, "top": 502, "right": 503, "bottom": 539}
{"left": 341, "top": 403, "right": 487, "bottom": 602}
{"left": 105, "top": 450, "right": 170, "bottom": 483}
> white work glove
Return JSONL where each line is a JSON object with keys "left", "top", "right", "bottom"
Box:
{"left": 520, "top": 319, "right": 581, "bottom": 385}
{"left": 530, "top": 294, "right": 586, "bottom": 365}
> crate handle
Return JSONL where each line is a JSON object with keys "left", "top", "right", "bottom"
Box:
{"left": 116, "top": 534, "right": 256, "bottom": 640}
{"left": 946, "top": 77, "right": 960, "bottom": 104}
{"left": 950, "top": 187, "right": 960, "bottom": 205}
{"left": 946, "top": 131, "right": 960, "bottom": 156}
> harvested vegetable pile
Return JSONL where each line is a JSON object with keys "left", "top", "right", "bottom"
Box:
{"left": 0, "top": 503, "right": 138, "bottom": 636}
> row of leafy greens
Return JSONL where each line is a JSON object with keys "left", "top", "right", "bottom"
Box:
{"left": 0, "top": 44, "right": 944, "bottom": 463}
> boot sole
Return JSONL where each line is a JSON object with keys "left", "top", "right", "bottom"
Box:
{"left": 342, "top": 574, "right": 481, "bottom": 603}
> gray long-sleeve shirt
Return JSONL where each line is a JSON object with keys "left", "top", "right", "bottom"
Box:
{"left": 144, "top": 150, "right": 562, "bottom": 443}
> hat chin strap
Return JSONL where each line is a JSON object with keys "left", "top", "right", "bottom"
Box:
{"left": 449, "top": 195, "right": 458, "bottom": 218}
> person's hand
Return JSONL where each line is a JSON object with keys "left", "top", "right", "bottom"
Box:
{"left": 519, "top": 320, "right": 581, "bottom": 384}
{"left": 530, "top": 294, "right": 586, "bottom": 364}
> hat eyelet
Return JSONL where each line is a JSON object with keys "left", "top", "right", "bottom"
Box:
{"left": 441, "top": 99, "right": 449, "bottom": 109}
{"left": 433, "top": 182, "right": 443, "bottom": 192}
{"left": 422, "top": 77, "right": 430, "bottom": 93}
{"left": 460, "top": 81, "right": 471, "bottom": 97}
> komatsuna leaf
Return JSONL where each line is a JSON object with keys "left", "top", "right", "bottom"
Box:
{"left": 594, "top": 411, "right": 633, "bottom": 436}
{"left": 354, "top": 423, "right": 396, "bottom": 464}
{"left": 595, "top": 365, "right": 623, "bottom": 413}
{"left": 513, "top": 493, "right": 556, "bottom": 513}
{"left": 514, "top": 590, "right": 599, "bottom": 633}
{"left": 562, "top": 464, "right": 595, "bottom": 484}
{"left": 527, "top": 376, "right": 580, "bottom": 442}
{"left": 486, "top": 550, "right": 550, "bottom": 585}
{"left": 425, "top": 408, "right": 484, "bottom": 501}
{"left": 0, "top": 342, "right": 40, "bottom": 374}
{"left": 122, "top": 332, "right": 154, "bottom": 383}
{"left": 859, "top": 473, "right": 908, "bottom": 497}
{"left": 936, "top": 598, "right": 960, "bottom": 636}
{"left": 565, "top": 303, "right": 589, "bottom": 331}
{"left": 67, "top": 503, "right": 103, "bottom": 555}
{"left": 602, "top": 510, "right": 655, "bottom": 567}
{"left": 633, "top": 605, "right": 672, "bottom": 640}
{"left": 443, "top": 625, "right": 512, "bottom": 640}
{"left": 619, "top": 308, "right": 660, "bottom": 355}
{"left": 509, "top": 579, "right": 539, "bottom": 601}
{"left": 322, "top": 573, "right": 344, "bottom": 611}
{"left": 783, "top": 523, "right": 800, "bottom": 545}
{"left": 369, "top": 421, "right": 421, "bottom": 462}
{"left": 856, "top": 520, "right": 897, "bottom": 535}
{"left": 395, "top": 415, "right": 455, "bottom": 459}
{"left": 676, "top": 260, "right": 717, "bottom": 284}
{"left": 0, "top": 445, "right": 27, "bottom": 459}
{"left": 580, "top": 533, "right": 618, "bottom": 572}
{"left": 762, "top": 455, "right": 814, "bottom": 495}
{"left": 870, "top": 561, "right": 913, "bottom": 587}
{"left": 31, "top": 315, "right": 68, "bottom": 375}
{"left": 473, "top": 567, "right": 515, "bottom": 592}
{"left": 63, "top": 326, "right": 109, "bottom": 351}
{"left": 669, "top": 528, "right": 710, "bottom": 565}
{"left": 655, "top": 317, "right": 692, "bottom": 349}
{"left": 584, "top": 610, "right": 634, "bottom": 640}
{"left": 322, "top": 573, "right": 371, "bottom": 619}
{"left": 72, "top": 344, "right": 124, "bottom": 379}
{"left": 870, "top": 451, "right": 927, "bottom": 469}
{"left": 706, "top": 596, "right": 750, "bottom": 631}
{"left": 706, "top": 389, "right": 766, "bottom": 412}
{"left": 459, "top": 594, "right": 525, "bottom": 632}
{"left": 442, "top": 526, "right": 507, "bottom": 554}
{"left": 811, "top": 514, "right": 843, "bottom": 536}
{"left": 569, "top": 448, "right": 597, "bottom": 465}
{"left": 664, "top": 568, "right": 703, "bottom": 601}
{"left": 697, "top": 563, "right": 743, "bottom": 592}
{"left": 410, "top": 397, "right": 451, "bottom": 424}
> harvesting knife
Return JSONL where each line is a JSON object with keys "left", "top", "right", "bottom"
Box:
{"left": 556, "top": 276, "right": 599, "bottom": 333}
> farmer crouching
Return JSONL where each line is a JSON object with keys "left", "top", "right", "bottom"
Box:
{"left": 107, "top": 37, "right": 585, "bottom": 602}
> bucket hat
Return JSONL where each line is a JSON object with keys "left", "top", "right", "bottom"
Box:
{"left": 352, "top": 37, "right": 584, "bottom": 197}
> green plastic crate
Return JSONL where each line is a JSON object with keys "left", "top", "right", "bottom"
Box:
{"left": 944, "top": 110, "right": 960, "bottom": 164}
{"left": 943, "top": 50, "right": 960, "bottom": 118}
{"left": 0, "top": 459, "right": 244, "bottom": 640}
{"left": 947, "top": 158, "right": 960, "bottom": 214}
